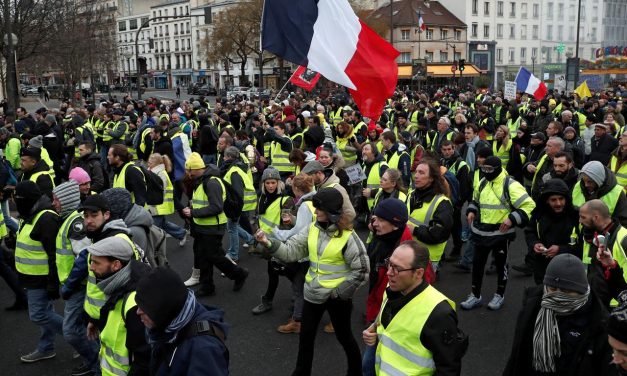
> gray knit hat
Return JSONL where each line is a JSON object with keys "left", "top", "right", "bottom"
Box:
{"left": 262, "top": 167, "right": 281, "bottom": 182}
{"left": 29, "top": 135, "right": 43, "bottom": 149}
{"left": 543, "top": 254, "right": 589, "bottom": 294}
{"left": 101, "top": 188, "right": 132, "bottom": 220}
{"left": 580, "top": 161, "right": 606, "bottom": 187}
{"left": 44, "top": 114, "right": 56, "bottom": 125}
{"left": 52, "top": 180, "right": 81, "bottom": 217}
{"left": 87, "top": 236, "right": 134, "bottom": 261}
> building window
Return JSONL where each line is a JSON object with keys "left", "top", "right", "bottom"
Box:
{"left": 119, "top": 21, "right": 126, "bottom": 31}
{"left": 173, "top": 7, "right": 177, "bottom": 16}
{"left": 532, "top": 47, "right": 538, "bottom": 58}
{"left": 496, "top": 48, "right": 502, "bottom": 62}
{"left": 521, "top": 25, "right": 527, "bottom": 39}
{"left": 472, "top": 0, "right": 478, "bottom": 15}
{"left": 532, "top": 25, "right": 538, "bottom": 39}
{"left": 484, "top": 1, "right": 490, "bottom": 15}
{"left": 509, "top": 47, "right": 515, "bottom": 62}
{"left": 425, "top": 51, "right": 433, "bottom": 62}
{"left": 454, "top": 52, "right": 461, "bottom": 61}
{"left": 557, "top": 25, "right": 563, "bottom": 40}
{"left": 440, "top": 51, "right": 448, "bottom": 62}
{"left": 509, "top": 24, "right": 515, "bottom": 39}
{"left": 471, "top": 23, "right": 478, "bottom": 38}
{"left": 497, "top": 1, "right": 503, "bottom": 16}
{"left": 440, "top": 29, "right": 448, "bottom": 40}
{"left": 533, "top": 3, "right": 539, "bottom": 18}
{"left": 557, "top": 3, "right": 564, "bottom": 19}
{"left": 521, "top": 3, "right": 527, "bottom": 18}
{"left": 454, "top": 30, "right": 462, "bottom": 41}
{"left": 401, "top": 29, "right": 410, "bottom": 41}
{"left": 425, "top": 28, "right": 433, "bottom": 40}
{"left": 547, "top": 2, "right": 553, "bottom": 19}
{"left": 580, "top": 5, "right": 585, "bottom": 20}
{"left": 520, "top": 47, "right": 526, "bottom": 62}
{"left": 400, "top": 52, "right": 411, "bottom": 64}
{"left": 174, "top": 24, "right": 178, "bottom": 34}
{"left": 547, "top": 25, "right": 553, "bottom": 40}
{"left": 509, "top": 2, "right": 515, "bottom": 17}
{"left": 497, "top": 24, "right": 503, "bottom": 38}
{"left": 129, "top": 19, "right": 138, "bottom": 30}
{"left": 569, "top": 26, "right": 574, "bottom": 41}
{"left": 484, "top": 24, "right": 489, "bottom": 38}
{"left": 592, "top": 5, "right": 598, "bottom": 22}
{"left": 591, "top": 27, "right": 597, "bottom": 42}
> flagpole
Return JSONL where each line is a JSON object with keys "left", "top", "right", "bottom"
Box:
{"left": 273, "top": 69, "right": 298, "bottom": 102}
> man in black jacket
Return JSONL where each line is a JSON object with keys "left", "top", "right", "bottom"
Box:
{"left": 76, "top": 141, "right": 106, "bottom": 192}
{"left": 19, "top": 146, "right": 54, "bottom": 199}
{"left": 150, "top": 125, "right": 174, "bottom": 161}
{"left": 503, "top": 254, "right": 615, "bottom": 376}
{"left": 590, "top": 123, "right": 619, "bottom": 166}
{"left": 108, "top": 144, "right": 147, "bottom": 206}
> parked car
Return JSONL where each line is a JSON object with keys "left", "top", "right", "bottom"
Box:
{"left": 188, "top": 83, "right": 202, "bottom": 94}
{"left": 197, "top": 84, "right": 217, "bottom": 96}
{"left": 226, "top": 86, "right": 249, "bottom": 99}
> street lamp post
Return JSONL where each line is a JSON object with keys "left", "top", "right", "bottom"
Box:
{"left": 531, "top": 56, "right": 536, "bottom": 76}
{"left": 122, "top": 48, "right": 132, "bottom": 92}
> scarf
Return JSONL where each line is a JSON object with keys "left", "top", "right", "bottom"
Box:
{"left": 147, "top": 290, "right": 197, "bottom": 345}
{"left": 532, "top": 286, "right": 590, "bottom": 373}
{"left": 98, "top": 262, "right": 133, "bottom": 296}
{"left": 465, "top": 136, "right": 479, "bottom": 171}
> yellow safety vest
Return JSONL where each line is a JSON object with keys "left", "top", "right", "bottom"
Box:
{"left": 224, "top": 165, "right": 257, "bottom": 211}
{"left": 271, "top": 137, "right": 292, "bottom": 173}
{"left": 493, "top": 139, "right": 512, "bottom": 168}
{"left": 290, "top": 132, "right": 304, "bottom": 149}
{"left": 337, "top": 135, "right": 357, "bottom": 163}
{"left": 56, "top": 211, "right": 83, "bottom": 284}
{"left": 154, "top": 171, "right": 175, "bottom": 216}
{"left": 407, "top": 194, "right": 450, "bottom": 262}
{"left": 375, "top": 285, "right": 454, "bottom": 376}
{"left": 258, "top": 196, "right": 286, "bottom": 233}
{"left": 364, "top": 160, "right": 388, "bottom": 210}
{"left": 0, "top": 204, "right": 7, "bottom": 239}
{"left": 332, "top": 108, "right": 343, "bottom": 126}
{"left": 373, "top": 190, "right": 407, "bottom": 211}
{"left": 138, "top": 128, "right": 152, "bottom": 155}
{"left": 305, "top": 223, "right": 352, "bottom": 289}
{"left": 15, "top": 209, "right": 58, "bottom": 275}
{"left": 113, "top": 163, "right": 144, "bottom": 203}
{"left": 386, "top": 149, "right": 409, "bottom": 170}
{"left": 610, "top": 155, "right": 627, "bottom": 192}
{"left": 572, "top": 183, "right": 622, "bottom": 213}
{"left": 27, "top": 170, "right": 55, "bottom": 189}
{"left": 100, "top": 291, "right": 137, "bottom": 376}
{"left": 480, "top": 117, "right": 493, "bottom": 141}
{"left": 531, "top": 154, "right": 549, "bottom": 193}
{"left": 191, "top": 176, "right": 227, "bottom": 226}
{"left": 506, "top": 117, "right": 521, "bottom": 138}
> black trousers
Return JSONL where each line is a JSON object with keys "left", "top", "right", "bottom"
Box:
{"left": 471, "top": 238, "right": 509, "bottom": 298}
{"left": 451, "top": 205, "right": 463, "bottom": 254}
{"left": 292, "top": 298, "right": 362, "bottom": 376}
{"left": 193, "top": 233, "right": 242, "bottom": 290}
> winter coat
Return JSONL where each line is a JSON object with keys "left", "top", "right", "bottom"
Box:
{"left": 573, "top": 166, "right": 627, "bottom": 227}
{"left": 503, "top": 287, "right": 616, "bottom": 376}
{"left": 190, "top": 165, "right": 227, "bottom": 237}
{"left": 267, "top": 222, "right": 369, "bottom": 304}
{"left": 590, "top": 134, "right": 619, "bottom": 166}
{"left": 76, "top": 152, "right": 107, "bottom": 192}
{"left": 124, "top": 204, "right": 153, "bottom": 252}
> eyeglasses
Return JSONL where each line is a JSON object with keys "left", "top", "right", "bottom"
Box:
{"left": 480, "top": 165, "right": 496, "bottom": 173}
{"left": 384, "top": 257, "right": 418, "bottom": 274}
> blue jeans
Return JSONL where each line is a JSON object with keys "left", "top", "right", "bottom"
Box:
{"left": 26, "top": 288, "right": 63, "bottom": 352}
{"left": 226, "top": 213, "right": 254, "bottom": 261}
{"left": 460, "top": 239, "right": 476, "bottom": 267}
{"left": 2, "top": 200, "right": 18, "bottom": 233}
{"left": 362, "top": 345, "right": 377, "bottom": 376}
{"left": 153, "top": 215, "right": 186, "bottom": 240}
{"left": 64, "top": 289, "right": 99, "bottom": 372}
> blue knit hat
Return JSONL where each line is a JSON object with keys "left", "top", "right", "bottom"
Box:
{"left": 374, "top": 198, "right": 408, "bottom": 228}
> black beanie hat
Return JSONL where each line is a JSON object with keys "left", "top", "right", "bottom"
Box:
{"left": 373, "top": 198, "right": 408, "bottom": 228}
{"left": 543, "top": 254, "right": 589, "bottom": 295}
{"left": 608, "top": 291, "right": 627, "bottom": 344}
{"left": 476, "top": 147, "right": 494, "bottom": 159}
{"left": 135, "top": 267, "right": 189, "bottom": 330}
{"left": 312, "top": 188, "right": 343, "bottom": 222}
{"left": 484, "top": 156, "right": 502, "bottom": 169}
{"left": 15, "top": 180, "right": 42, "bottom": 201}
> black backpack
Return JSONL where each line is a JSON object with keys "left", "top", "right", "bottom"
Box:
{"left": 136, "top": 164, "right": 165, "bottom": 205}
{"left": 220, "top": 178, "right": 243, "bottom": 219}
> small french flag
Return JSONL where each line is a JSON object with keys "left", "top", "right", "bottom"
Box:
{"left": 418, "top": 11, "right": 426, "bottom": 32}
{"left": 262, "top": 0, "right": 399, "bottom": 119}
{"left": 515, "top": 67, "right": 547, "bottom": 100}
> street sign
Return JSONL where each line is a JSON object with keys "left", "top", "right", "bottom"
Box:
{"left": 451, "top": 65, "right": 457, "bottom": 72}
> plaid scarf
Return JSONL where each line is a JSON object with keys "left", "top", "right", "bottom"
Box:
{"left": 532, "top": 286, "right": 590, "bottom": 372}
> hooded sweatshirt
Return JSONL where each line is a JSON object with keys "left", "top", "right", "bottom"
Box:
{"left": 124, "top": 204, "right": 153, "bottom": 252}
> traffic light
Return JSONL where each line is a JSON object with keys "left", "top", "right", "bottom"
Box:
{"left": 459, "top": 59, "right": 465, "bottom": 72}
{"left": 138, "top": 57, "right": 147, "bottom": 75}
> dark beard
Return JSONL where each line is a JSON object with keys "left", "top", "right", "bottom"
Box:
{"left": 552, "top": 170, "right": 567, "bottom": 179}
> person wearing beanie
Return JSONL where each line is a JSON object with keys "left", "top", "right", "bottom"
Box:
{"left": 590, "top": 120, "right": 619, "bottom": 166}
{"left": 608, "top": 292, "right": 627, "bottom": 374}
{"left": 19, "top": 144, "right": 55, "bottom": 200}
{"left": 86, "top": 236, "right": 151, "bottom": 376}
{"left": 52, "top": 180, "right": 99, "bottom": 374}
{"left": 255, "top": 187, "right": 369, "bottom": 376}
{"left": 458, "top": 123, "right": 490, "bottom": 173}
{"left": 249, "top": 166, "right": 295, "bottom": 315}
{"left": 108, "top": 144, "right": 147, "bottom": 206}
{"left": 75, "top": 140, "right": 107, "bottom": 193}
{"left": 504, "top": 254, "right": 615, "bottom": 376}
{"left": 360, "top": 142, "right": 389, "bottom": 212}
{"left": 135, "top": 267, "right": 229, "bottom": 375}
{"left": 462, "top": 156, "right": 536, "bottom": 311}
{"left": 525, "top": 136, "right": 566, "bottom": 201}
{"left": 69, "top": 166, "right": 94, "bottom": 201}
{"left": 14, "top": 180, "right": 64, "bottom": 363}
{"left": 181, "top": 151, "right": 249, "bottom": 295}
{"left": 102, "top": 187, "right": 153, "bottom": 253}
{"left": 573, "top": 161, "right": 627, "bottom": 227}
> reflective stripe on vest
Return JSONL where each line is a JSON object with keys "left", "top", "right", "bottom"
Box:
{"left": 386, "top": 150, "right": 409, "bottom": 170}
{"left": 271, "top": 138, "right": 292, "bottom": 172}
{"left": 191, "top": 177, "right": 227, "bottom": 226}
{"left": 259, "top": 196, "right": 286, "bottom": 233}
{"left": 100, "top": 291, "right": 136, "bottom": 376}
{"left": 113, "top": 163, "right": 144, "bottom": 203}
{"left": 15, "top": 209, "right": 58, "bottom": 275}
{"left": 493, "top": 139, "right": 512, "bottom": 168}
{"left": 155, "top": 171, "right": 175, "bottom": 216}
{"left": 306, "top": 223, "right": 352, "bottom": 289}
{"left": 407, "top": 194, "right": 449, "bottom": 261}
{"left": 225, "top": 165, "right": 257, "bottom": 211}
{"left": 56, "top": 211, "right": 83, "bottom": 284}
{"left": 375, "top": 285, "right": 454, "bottom": 376}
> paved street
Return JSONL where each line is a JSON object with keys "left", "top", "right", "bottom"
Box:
{"left": 0, "top": 221, "right": 536, "bottom": 376}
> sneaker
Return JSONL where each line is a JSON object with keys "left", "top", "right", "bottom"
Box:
{"left": 512, "top": 263, "right": 533, "bottom": 276}
{"left": 277, "top": 318, "right": 301, "bottom": 334}
{"left": 71, "top": 363, "right": 94, "bottom": 376}
{"left": 487, "top": 294, "right": 505, "bottom": 310}
{"left": 251, "top": 298, "right": 272, "bottom": 315}
{"left": 323, "top": 322, "right": 334, "bottom": 333}
{"left": 20, "top": 350, "right": 56, "bottom": 363}
{"left": 178, "top": 234, "right": 187, "bottom": 247}
{"left": 460, "top": 294, "right": 482, "bottom": 310}
{"left": 233, "top": 268, "right": 249, "bottom": 291}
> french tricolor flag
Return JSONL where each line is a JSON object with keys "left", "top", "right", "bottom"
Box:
{"left": 515, "top": 67, "right": 547, "bottom": 100}
{"left": 262, "top": 0, "right": 399, "bottom": 119}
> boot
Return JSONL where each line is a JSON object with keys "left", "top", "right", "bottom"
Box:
{"left": 184, "top": 268, "right": 200, "bottom": 287}
{"left": 277, "top": 318, "right": 301, "bottom": 334}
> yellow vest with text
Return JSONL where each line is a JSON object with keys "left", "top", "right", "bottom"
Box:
{"left": 100, "top": 291, "right": 137, "bottom": 376}
{"left": 15, "top": 209, "right": 57, "bottom": 275}
{"left": 407, "top": 193, "right": 450, "bottom": 261}
{"left": 191, "top": 176, "right": 227, "bottom": 226}
{"left": 55, "top": 211, "right": 83, "bottom": 284}
{"left": 375, "top": 285, "right": 454, "bottom": 376}
{"left": 305, "top": 223, "right": 352, "bottom": 289}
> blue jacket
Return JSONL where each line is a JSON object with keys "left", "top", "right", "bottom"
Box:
{"left": 151, "top": 303, "right": 229, "bottom": 376}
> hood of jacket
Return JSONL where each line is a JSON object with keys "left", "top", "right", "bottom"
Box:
{"left": 124, "top": 204, "right": 153, "bottom": 230}
{"left": 101, "top": 218, "right": 132, "bottom": 236}
{"left": 538, "top": 178, "right": 574, "bottom": 211}
{"left": 25, "top": 195, "right": 54, "bottom": 221}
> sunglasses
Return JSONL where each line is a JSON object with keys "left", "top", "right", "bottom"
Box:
{"left": 480, "top": 165, "right": 496, "bottom": 173}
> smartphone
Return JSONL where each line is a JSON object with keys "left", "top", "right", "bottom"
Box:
{"left": 594, "top": 235, "right": 607, "bottom": 248}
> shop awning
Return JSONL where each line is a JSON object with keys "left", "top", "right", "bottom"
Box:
{"left": 428, "top": 64, "right": 481, "bottom": 77}
{"left": 581, "top": 68, "right": 627, "bottom": 75}
{"left": 398, "top": 65, "right": 413, "bottom": 79}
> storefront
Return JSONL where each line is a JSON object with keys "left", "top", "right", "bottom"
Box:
{"left": 152, "top": 71, "right": 168, "bottom": 89}
{"left": 171, "top": 69, "right": 193, "bottom": 88}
